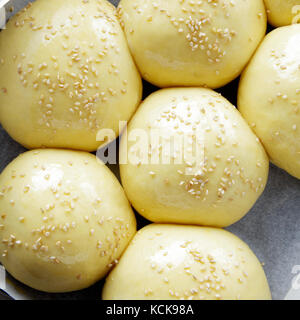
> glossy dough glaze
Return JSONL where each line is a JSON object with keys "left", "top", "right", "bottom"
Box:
{"left": 102, "top": 224, "right": 271, "bottom": 300}
{"left": 238, "top": 25, "right": 300, "bottom": 179}
{"left": 120, "top": 88, "right": 269, "bottom": 227}
{"left": 117, "top": 0, "right": 266, "bottom": 88}
{"left": 0, "top": 0, "right": 142, "bottom": 151}
{"left": 0, "top": 149, "right": 136, "bottom": 292}
{"left": 264, "top": 0, "right": 300, "bottom": 27}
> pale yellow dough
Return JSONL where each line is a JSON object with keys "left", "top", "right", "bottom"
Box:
{"left": 102, "top": 224, "right": 272, "bottom": 300}
{"left": 238, "top": 25, "right": 300, "bottom": 180}
{"left": 0, "top": 149, "right": 136, "bottom": 293}
{"left": 0, "top": 0, "right": 142, "bottom": 152}
{"left": 120, "top": 88, "right": 269, "bottom": 228}
{"left": 117, "top": 0, "right": 266, "bottom": 88}
{"left": 264, "top": 0, "right": 300, "bottom": 27}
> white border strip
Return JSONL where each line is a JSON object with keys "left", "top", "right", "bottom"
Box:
{"left": 0, "top": 265, "right": 6, "bottom": 291}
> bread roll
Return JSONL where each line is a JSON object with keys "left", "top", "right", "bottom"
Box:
{"left": 264, "top": 0, "right": 300, "bottom": 27}
{"left": 117, "top": 0, "right": 266, "bottom": 88}
{"left": 0, "top": 149, "right": 136, "bottom": 292}
{"left": 103, "top": 224, "right": 271, "bottom": 300}
{"left": 120, "top": 88, "right": 269, "bottom": 227}
{"left": 238, "top": 25, "right": 300, "bottom": 179}
{"left": 0, "top": 0, "right": 142, "bottom": 151}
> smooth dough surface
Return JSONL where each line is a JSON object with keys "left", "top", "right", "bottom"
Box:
{"left": 117, "top": 0, "right": 266, "bottom": 88}
{"left": 103, "top": 224, "right": 271, "bottom": 300}
{"left": 264, "top": 0, "right": 300, "bottom": 27}
{"left": 120, "top": 88, "right": 269, "bottom": 227}
{"left": 238, "top": 25, "right": 300, "bottom": 179}
{"left": 0, "top": 0, "right": 142, "bottom": 152}
{"left": 0, "top": 149, "right": 136, "bottom": 293}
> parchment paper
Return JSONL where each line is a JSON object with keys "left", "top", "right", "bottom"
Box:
{"left": 0, "top": 0, "right": 299, "bottom": 300}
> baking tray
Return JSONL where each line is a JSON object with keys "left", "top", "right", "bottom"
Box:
{"left": 0, "top": 0, "right": 299, "bottom": 300}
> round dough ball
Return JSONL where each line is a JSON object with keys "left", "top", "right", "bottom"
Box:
{"left": 0, "top": 0, "right": 142, "bottom": 152}
{"left": 103, "top": 224, "right": 271, "bottom": 300}
{"left": 117, "top": 0, "right": 267, "bottom": 88}
{"left": 238, "top": 25, "right": 300, "bottom": 179}
{"left": 0, "top": 149, "right": 136, "bottom": 293}
{"left": 264, "top": 0, "right": 300, "bottom": 27}
{"left": 120, "top": 88, "right": 269, "bottom": 227}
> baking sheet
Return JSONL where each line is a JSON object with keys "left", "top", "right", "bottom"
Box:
{"left": 0, "top": 0, "right": 299, "bottom": 300}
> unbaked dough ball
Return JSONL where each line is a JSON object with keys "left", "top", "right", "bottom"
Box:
{"left": 117, "top": 0, "right": 266, "bottom": 88}
{"left": 120, "top": 88, "right": 269, "bottom": 227}
{"left": 264, "top": 0, "right": 300, "bottom": 27}
{"left": 103, "top": 224, "right": 271, "bottom": 300}
{"left": 0, "top": 0, "right": 142, "bottom": 152}
{"left": 238, "top": 25, "right": 300, "bottom": 179}
{"left": 0, "top": 149, "right": 136, "bottom": 293}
